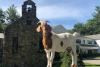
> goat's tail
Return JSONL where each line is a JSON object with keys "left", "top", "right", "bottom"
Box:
{"left": 73, "top": 32, "right": 80, "bottom": 37}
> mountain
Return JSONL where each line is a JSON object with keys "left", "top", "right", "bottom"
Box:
{"left": 52, "top": 25, "right": 67, "bottom": 33}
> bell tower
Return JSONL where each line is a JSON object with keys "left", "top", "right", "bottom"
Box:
{"left": 22, "top": 0, "right": 38, "bottom": 24}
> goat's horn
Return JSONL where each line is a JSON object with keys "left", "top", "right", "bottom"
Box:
{"left": 46, "top": 21, "right": 50, "bottom": 23}
{"left": 37, "top": 22, "right": 40, "bottom": 24}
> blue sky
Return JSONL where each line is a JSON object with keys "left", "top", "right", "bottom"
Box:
{"left": 0, "top": 0, "right": 100, "bottom": 29}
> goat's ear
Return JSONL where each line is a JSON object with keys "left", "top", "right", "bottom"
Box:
{"left": 46, "top": 20, "right": 50, "bottom": 23}
{"left": 37, "top": 25, "right": 42, "bottom": 32}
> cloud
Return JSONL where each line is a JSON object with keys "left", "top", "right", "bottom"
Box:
{"left": 16, "top": 4, "right": 93, "bottom": 23}
{"left": 0, "top": 6, "right": 8, "bottom": 11}
{"left": 16, "top": 7, "right": 22, "bottom": 15}
{"left": 0, "top": 0, "right": 95, "bottom": 22}
{"left": 37, "top": 5, "right": 90, "bottom": 20}
{"left": 16, "top": 5, "right": 85, "bottom": 20}
{"left": 36, "top": 0, "right": 68, "bottom": 6}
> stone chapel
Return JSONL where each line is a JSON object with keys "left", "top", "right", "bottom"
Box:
{"left": 4, "top": 0, "right": 46, "bottom": 67}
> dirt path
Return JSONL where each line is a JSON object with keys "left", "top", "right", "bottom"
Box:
{"left": 83, "top": 58, "right": 100, "bottom": 65}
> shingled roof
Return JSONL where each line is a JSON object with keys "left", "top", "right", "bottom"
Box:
{"left": 85, "top": 34, "right": 100, "bottom": 40}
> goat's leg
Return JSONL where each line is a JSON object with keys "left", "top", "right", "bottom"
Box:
{"left": 50, "top": 52, "right": 55, "bottom": 67}
{"left": 71, "top": 48, "right": 77, "bottom": 67}
{"left": 46, "top": 51, "right": 51, "bottom": 67}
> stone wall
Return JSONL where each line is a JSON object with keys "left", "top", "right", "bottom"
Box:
{"left": 4, "top": 19, "right": 46, "bottom": 67}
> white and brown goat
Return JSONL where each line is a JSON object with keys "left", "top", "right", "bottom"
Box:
{"left": 36, "top": 20, "right": 77, "bottom": 67}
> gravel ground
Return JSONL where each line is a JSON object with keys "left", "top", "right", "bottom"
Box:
{"left": 83, "top": 58, "right": 100, "bottom": 65}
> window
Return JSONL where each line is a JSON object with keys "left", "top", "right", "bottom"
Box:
{"left": 94, "top": 41, "right": 97, "bottom": 44}
{"left": 12, "top": 37, "right": 18, "bottom": 54}
{"left": 76, "top": 39, "right": 81, "bottom": 44}
{"left": 26, "top": 5, "right": 32, "bottom": 12}
{"left": 83, "top": 40, "right": 85, "bottom": 44}
{"left": 27, "top": 5, "right": 32, "bottom": 8}
{"left": 88, "top": 40, "right": 92, "bottom": 44}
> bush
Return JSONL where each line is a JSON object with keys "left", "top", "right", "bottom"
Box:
{"left": 60, "top": 52, "right": 71, "bottom": 67}
{"left": 53, "top": 52, "right": 71, "bottom": 67}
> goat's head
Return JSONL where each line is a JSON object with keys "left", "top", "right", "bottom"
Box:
{"left": 36, "top": 20, "right": 51, "bottom": 33}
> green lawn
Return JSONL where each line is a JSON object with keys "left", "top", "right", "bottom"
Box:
{"left": 85, "top": 65, "right": 100, "bottom": 67}
{"left": 85, "top": 63, "right": 100, "bottom": 67}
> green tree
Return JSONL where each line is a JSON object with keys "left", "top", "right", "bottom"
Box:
{"left": 6, "top": 5, "right": 20, "bottom": 23}
{"left": 93, "top": 6, "right": 100, "bottom": 22}
{"left": 92, "top": 6, "right": 100, "bottom": 33}
{"left": 73, "top": 6, "right": 100, "bottom": 35}
{"left": 0, "top": 8, "right": 5, "bottom": 23}
{"left": 84, "top": 19, "right": 97, "bottom": 35}
{"left": 0, "top": 8, "right": 6, "bottom": 32}
{"left": 73, "top": 23, "right": 86, "bottom": 35}
{"left": 84, "top": 6, "right": 100, "bottom": 35}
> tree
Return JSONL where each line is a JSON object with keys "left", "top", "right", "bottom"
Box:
{"left": 0, "top": 8, "right": 5, "bottom": 23}
{"left": 84, "top": 19, "right": 97, "bottom": 35}
{"left": 0, "top": 8, "right": 6, "bottom": 32}
{"left": 73, "top": 23, "right": 86, "bottom": 35}
{"left": 92, "top": 6, "right": 100, "bottom": 33}
{"left": 73, "top": 6, "right": 100, "bottom": 35}
{"left": 84, "top": 6, "right": 100, "bottom": 35}
{"left": 93, "top": 6, "right": 100, "bottom": 22}
{"left": 6, "top": 5, "right": 20, "bottom": 23}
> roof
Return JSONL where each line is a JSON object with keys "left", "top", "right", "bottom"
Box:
{"left": 85, "top": 34, "right": 100, "bottom": 40}
{"left": 0, "top": 33, "right": 4, "bottom": 38}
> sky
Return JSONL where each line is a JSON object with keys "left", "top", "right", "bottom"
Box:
{"left": 0, "top": 0, "right": 100, "bottom": 29}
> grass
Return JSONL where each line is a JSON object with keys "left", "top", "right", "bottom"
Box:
{"left": 85, "top": 63, "right": 100, "bottom": 67}
{"left": 85, "top": 65, "right": 100, "bottom": 67}
{"left": 82, "top": 55, "right": 100, "bottom": 67}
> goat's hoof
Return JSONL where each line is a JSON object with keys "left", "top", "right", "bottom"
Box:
{"left": 47, "top": 65, "right": 50, "bottom": 67}
{"left": 71, "top": 64, "right": 77, "bottom": 67}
